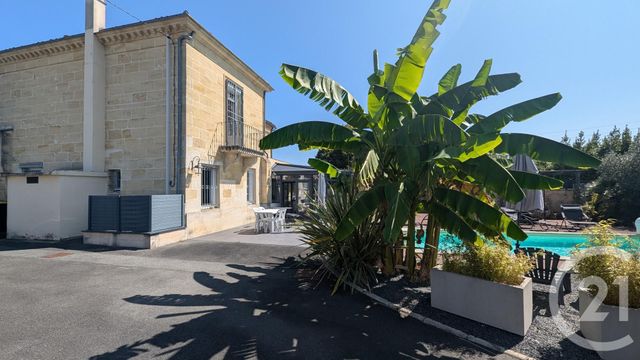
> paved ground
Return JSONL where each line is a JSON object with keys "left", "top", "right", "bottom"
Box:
{"left": 0, "top": 225, "right": 507, "bottom": 359}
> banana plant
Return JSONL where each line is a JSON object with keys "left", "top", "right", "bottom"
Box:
{"left": 260, "top": 0, "right": 600, "bottom": 279}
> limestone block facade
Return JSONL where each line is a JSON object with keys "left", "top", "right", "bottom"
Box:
{"left": 0, "top": 12, "right": 273, "bottom": 239}
{"left": 0, "top": 37, "right": 85, "bottom": 175}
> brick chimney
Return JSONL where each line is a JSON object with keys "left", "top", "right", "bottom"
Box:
{"left": 83, "top": 0, "right": 106, "bottom": 172}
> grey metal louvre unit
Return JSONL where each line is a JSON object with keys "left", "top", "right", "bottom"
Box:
{"left": 120, "top": 196, "right": 151, "bottom": 233}
{"left": 88, "top": 196, "right": 120, "bottom": 231}
{"left": 150, "top": 195, "right": 183, "bottom": 232}
{"left": 88, "top": 195, "right": 183, "bottom": 233}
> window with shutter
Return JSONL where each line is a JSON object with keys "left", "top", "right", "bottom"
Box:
{"left": 201, "top": 166, "right": 220, "bottom": 207}
{"left": 247, "top": 169, "right": 256, "bottom": 204}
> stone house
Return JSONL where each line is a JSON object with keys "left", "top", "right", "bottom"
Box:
{"left": 0, "top": 0, "right": 274, "bottom": 246}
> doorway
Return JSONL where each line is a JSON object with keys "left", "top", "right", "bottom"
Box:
{"left": 282, "top": 181, "right": 297, "bottom": 211}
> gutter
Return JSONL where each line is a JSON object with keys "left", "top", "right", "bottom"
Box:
{"left": 174, "top": 31, "right": 194, "bottom": 228}
{"left": 165, "top": 36, "right": 173, "bottom": 194}
{"left": 175, "top": 31, "right": 194, "bottom": 196}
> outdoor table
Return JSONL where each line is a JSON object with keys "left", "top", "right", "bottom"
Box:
{"left": 255, "top": 209, "right": 278, "bottom": 233}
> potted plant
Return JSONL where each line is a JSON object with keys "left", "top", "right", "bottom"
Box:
{"left": 575, "top": 222, "right": 640, "bottom": 360}
{"left": 430, "top": 240, "right": 533, "bottom": 336}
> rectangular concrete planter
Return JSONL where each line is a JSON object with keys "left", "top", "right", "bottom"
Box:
{"left": 430, "top": 266, "right": 533, "bottom": 336}
{"left": 579, "top": 288, "right": 640, "bottom": 360}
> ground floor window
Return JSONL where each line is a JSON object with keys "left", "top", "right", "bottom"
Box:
{"left": 247, "top": 169, "right": 256, "bottom": 204}
{"left": 201, "top": 166, "right": 219, "bottom": 207}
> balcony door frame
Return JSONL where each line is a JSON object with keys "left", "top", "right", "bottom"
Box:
{"left": 225, "top": 79, "right": 244, "bottom": 147}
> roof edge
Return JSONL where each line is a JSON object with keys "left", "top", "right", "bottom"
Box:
{"left": 1, "top": 11, "right": 274, "bottom": 93}
{"left": 184, "top": 14, "right": 273, "bottom": 92}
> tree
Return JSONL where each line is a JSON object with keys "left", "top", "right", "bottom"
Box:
{"left": 584, "top": 130, "right": 601, "bottom": 157}
{"left": 589, "top": 147, "right": 640, "bottom": 226}
{"left": 599, "top": 126, "right": 622, "bottom": 157}
{"left": 316, "top": 149, "right": 353, "bottom": 170}
{"left": 633, "top": 129, "right": 640, "bottom": 151}
{"left": 260, "top": 0, "right": 600, "bottom": 282}
{"left": 573, "top": 131, "right": 586, "bottom": 151}
{"left": 561, "top": 131, "right": 570, "bottom": 145}
{"left": 621, "top": 125, "right": 633, "bottom": 154}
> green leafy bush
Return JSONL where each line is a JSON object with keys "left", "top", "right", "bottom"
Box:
{"left": 300, "top": 183, "right": 383, "bottom": 293}
{"left": 442, "top": 241, "right": 532, "bottom": 286}
{"left": 574, "top": 222, "right": 640, "bottom": 308}
{"left": 587, "top": 148, "right": 640, "bottom": 226}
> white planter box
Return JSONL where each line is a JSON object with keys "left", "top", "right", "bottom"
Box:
{"left": 579, "top": 289, "right": 640, "bottom": 360}
{"left": 430, "top": 266, "right": 533, "bottom": 336}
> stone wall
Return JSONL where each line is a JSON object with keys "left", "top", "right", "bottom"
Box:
{"left": 183, "top": 43, "right": 268, "bottom": 238}
{"left": 0, "top": 15, "right": 272, "bottom": 239}
{"left": 104, "top": 36, "right": 168, "bottom": 195}
{"left": 0, "top": 35, "right": 170, "bottom": 201}
{"left": 544, "top": 189, "right": 577, "bottom": 216}
{"left": 0, "top": 49, "right": 85, "bottom": 184}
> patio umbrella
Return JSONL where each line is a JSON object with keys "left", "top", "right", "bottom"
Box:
{"left": 506, "top": 154, "right": 545, "bottom": 250}
{"left": 507, "top": 154, "right": 545, "bottom": 213}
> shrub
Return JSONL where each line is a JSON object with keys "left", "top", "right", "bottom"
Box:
{"left": 300, "top": 182, "right": 383, "bottom": 293}
{"left": 442, "top": 241, "right": 532, "bottom": 286}
{"left": 588, "top": 148, "right": 640, "bottom": 226}
{"left": 574, "top": 222, "right": 640, "bottom": 308}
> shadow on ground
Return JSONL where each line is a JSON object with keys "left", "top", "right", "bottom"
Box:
{"left": 90, "top": 258, "right": 494, "bottom": 359}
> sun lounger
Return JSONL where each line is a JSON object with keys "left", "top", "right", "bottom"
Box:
{"left": 560, "top": 205, "right": 597, "bottom": 231}
{"left": 501, "top": 208, "right": 551, "bottom": 231}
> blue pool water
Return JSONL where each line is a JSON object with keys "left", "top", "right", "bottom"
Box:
{"left": 416, "top": 232, "right": 638, "bottom": 257}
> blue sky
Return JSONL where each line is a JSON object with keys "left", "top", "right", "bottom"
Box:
{"left": 2, "top": 1, "right": 638, "bottom": 165}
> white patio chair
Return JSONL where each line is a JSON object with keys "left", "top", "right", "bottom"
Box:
{"left": 261, "top": 212, "right": 277, "bottom": 233}
{"left": 253, "top": 208, "right": 268, "bottom": 233}
{"left": 274, "top": 208, "right": 287, "bottom": 232}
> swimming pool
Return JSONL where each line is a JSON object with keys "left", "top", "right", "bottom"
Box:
{"left": 416, "top": 232, "right": 638, "bottom": 257}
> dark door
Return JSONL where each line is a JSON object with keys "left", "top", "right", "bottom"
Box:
{"left": 282, "top": 181, "right": 298, "bottom": 211}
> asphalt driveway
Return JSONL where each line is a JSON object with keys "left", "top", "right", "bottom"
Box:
{"left": 0, "top": 227, "right": 507, "bottom": 359}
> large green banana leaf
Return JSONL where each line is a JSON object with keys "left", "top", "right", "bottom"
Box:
{"left": 429, "top": 73, "right": 522, "bottom": 118}
{"left": 427, "top": 201, "right": 478, "bottom": 243}
{"left": 458, "top": 156, "right": 526, "bottom": 202}
{"left": 386, "top": 0, "right": 451, "bottom": 100}
{"left": 438, "top": 64, "right": 462, "bottom": 95}
{"left": 357, "top": 149, "right": 380, "bottom": 186}
{"left": 280, "top": 64, "right": 370, "bottom": 129}
{"left": 432, "top": 188, "right": 527, "bottom": 241}
{"left": 440, "top": 132, "right": 503, "bottom": 162}
{"left": 467, "top": 93, "right": 562, "bottom": 134}
{"left": 510, "top": 171, "right": 564, "bottom": 190}
{"left": 367, "top": 50, "right": 387, "bottom": 118}
{"left": 260, "top": 121, "right": 355, "bottom": 150}
{"left": 449, "top": 60, "right": 493, "bottom": 124}
{"left": 470, "top": 59, "right": 493, "bottom": 87}
{"left": 335, "top": 185, "right": 385, "bottom": 241}
{"left": 495, "top": 133, "right": 601, "bottom": 169}
{"left": 383, "top": 182, "right": 414, "bottom": 242}
{"left": 308, "top": 158, "right": 340, "bottom": 178}
{"left": 395, "top": 144, "right": 422, "bottom": 178}
{"left": 392, "top": 114, "right": 467, "bottom": 146}
{"left": 297, "top": 140, "right": 367, "bottom": 155}
{"left": 464, "top": 114, "right": 486, "bottom": 127}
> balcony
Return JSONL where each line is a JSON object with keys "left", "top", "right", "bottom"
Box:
{"left": 213, "top": 119, "right": 265, "bottom": 157}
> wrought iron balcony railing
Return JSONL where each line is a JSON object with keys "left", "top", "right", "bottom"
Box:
{"left": 209, "top": 119, "right": 266, "bottom": 157}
